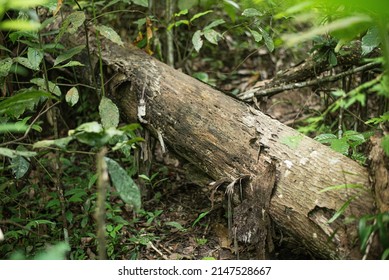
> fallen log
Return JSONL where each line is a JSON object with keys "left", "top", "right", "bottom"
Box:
{"left": 62, "top": 26, "right": 376, "bottom": 259}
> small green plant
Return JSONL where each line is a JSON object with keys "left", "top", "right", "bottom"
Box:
{"left": 315, "top": 130, "right": 373, "bottom": 164}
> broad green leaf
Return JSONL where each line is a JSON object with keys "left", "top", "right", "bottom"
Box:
{"left": 33, "top": 136, "right": 73, "bottom": 149}
{"left": 65, "top": 87, "right": 79, "bottom": 107}
{"left": 0, "top": 58, "right": 13, "bottom": 77}
{"left": 95, "top": 25, "right": 124, "bottom": 46}
{"left": 0, "top": 147, "right": 36, "bottom": 158}
{"left": 54, "top": 45, "right": 85, "bottom": 66}
{"left": 56, "top": 11, "right": 85, "bottom": 42}
{"left": 190, "top": 10, "right": 213, "bottom": 23}
{"left": 30, "top": 78, "right": 61, "bottom": 96}
{"left": 14, "top": 57, "right": 34, "bottom": 70}
{"left": 11, "top": 146, "right": 30, "bottom": 179}
{"left": 362, "top": 27, "right": 380, "bottom": 56}
{"left": 249, "top": 29, "right": 262, "bottom": 42}
{"left": 99, "top": 97, "right": 119, "bottom": 129}
{"left": 132, "top": 0, "right": 148, "bottom": 7}
{"left": 192, "top": 30, "right": 203, "bottom": 52}
{"left": 0, "top": 90, "right": 54, "bottom": 118}
{"left": 262, "top": 29, "right": 274, "bottom": 52}
{"left": 65, "top": 11, "right": 85, "bottom": 34}
{"left": 0, "top": 20, "right": 41, "bottom": 31}
{"left": 105, "top": 157, "right": 141, "bottom": 210}
{"left": 330, "top": 138, "right": 349, "bottom": 155}
{"left": 28, "top": 47, "right": 44, "bottom": 70}
{"left": 72, "top": 121, "right": 103, "bottom": 134}
{"left": 314, "top": 133, "right": 337, "bottom": 144}
{"left": 203, "top": 29, "right": 222, "bottom": 45}
{"left": 328, "top": 51, "right": 337, "bottom": 66}
{"left": 242, "top": 8, "right": 263, "bottom": 17}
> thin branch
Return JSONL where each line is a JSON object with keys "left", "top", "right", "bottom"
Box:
{"left": 238, "top": 62, "right": 382, "bottom": 101}
{"left": 0, "top": 101, "right": 61, "bottom": 147}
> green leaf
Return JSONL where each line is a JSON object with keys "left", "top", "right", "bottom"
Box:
{"left": 327, "top": 196, "right": 355, "bottom": 223}
{"left": 204, "top": 19, "right": 225, "bottom": 30}
{"left": 11, "top": 146, "right": 30, "bottom": 179}
{"left": 314, "top": 133, "right": 337, "bottom": 144}
{"left": 330, "top": 138, "right": 349, "bottom": 155}
{"left": 203, "top": 29, "right": 222, "bottom": 45}
{"left": 0, "top": 20, "right": 41, "bottom": 31}
{"left": 99, "top": 97, "right": 120, "bottom": 129}
{"left": 328, "top": 51, "right": 337, "bottom": 66}
{"left": 28, "top": 47, "right": 44, "bottom": 70}
{"left": 65, "top": 11, "right": 86, "bottom": 34}
{"left": 0, "top": 122, "right": 28, "bottom": 134}
{"left": 242, "top": 8, "right": 263, "bottom": 17}
{"left": 0, "top": 58, "right": 13, "bottom": 77}
{"left": 359, "top": 215, "right": 374, "bottom": 251}
{"left": 192, "top": 30, "right": 203, "bottom": 52}
{"left": 30, "top": 78, "right": 61, "bottom": 96}
{"left": 52, "top": 60, "right": 84, "bottom": 69}
{"left": 167, "top": 20, "right": 189, "bottom": 30}
{"left": 132, "top": 0, "right": 148, "bottom": 7}
{"left": 249, "top": 29, "right": 262, "bottom": 42}
{"left": 190, "top": 10, "right": 213, "bottom": 23}
{"left": 0, "top": 90, "right": 54, "bottom": 118}
{"left": 13, "top": 57, "right": 34, "bottom": 70}
{"left": 174, "top": 9, "right": 189, "bottom": 17}
{"left": 362, "top": 27, "right": 380, "bottom": 56}
{"left": 105, "top": 157, "right": 141, "bottom": 210}
{"left": 319, "top": 184, "right": 364, "bottom": 193}
{"left": 65, "top": 87, "right": 79, "bottom": 107}
{"left": 192, "top": 211, "right": 210, "bottom": 227}
{"left": 95, "top": 25, "right": 124, "bottom": 46}
{"left": 262, "top": 29, "right": 274, "bottom": 52}
{"left": 0, "top": 147, "right": 36, "bottom": 159}
{"left": 382, "top": 248, "right": 389, "bottom": 260}
{"left": 33, "top": 136, "right": 73, "bottom": 149}
{"left": 54, "top": 45, "right": 85, "bottom": 66}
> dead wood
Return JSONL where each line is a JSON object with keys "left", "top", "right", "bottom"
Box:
{"left": 237, "top": 41, "right": 381, "bottom": 101}
{"left": 59, "top": 24, "right": 377, "bottom": 259}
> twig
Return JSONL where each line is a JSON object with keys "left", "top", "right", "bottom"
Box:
{"left": 0, "top": 220, "right": 50, "bottom": 238}
{"left": 0, "top": 100, "right": 61, "bottom": 147}
{"left": 238, "top": 62, "right": 381, "bottom": 101}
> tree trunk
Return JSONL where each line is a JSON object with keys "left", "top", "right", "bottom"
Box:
{"left": 62, "top": 30, "right": 376, "bottom": 259}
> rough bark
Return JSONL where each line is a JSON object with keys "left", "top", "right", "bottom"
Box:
{"left": 61, "top": 29, "right": 376, "bottom": 259}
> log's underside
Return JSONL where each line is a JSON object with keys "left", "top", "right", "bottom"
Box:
{"left": 65, "top": 30, "right": 376, "bottom": 259}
